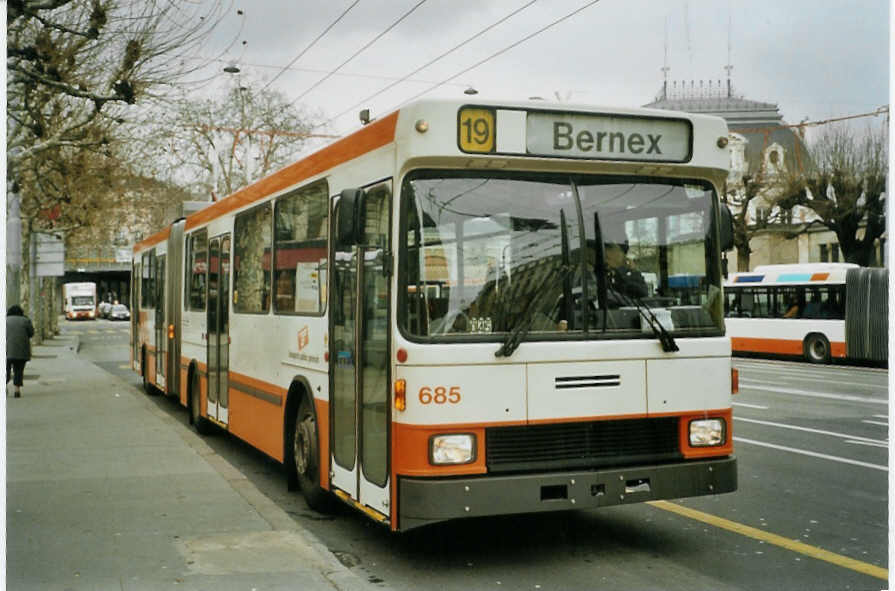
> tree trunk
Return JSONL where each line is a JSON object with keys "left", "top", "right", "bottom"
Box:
{"left": 736, "top": 244, "right": 751, "bottom": 271}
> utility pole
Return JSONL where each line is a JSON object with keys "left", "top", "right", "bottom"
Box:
{"left": 29, "top": 223, "right": 41, "bottom": 344}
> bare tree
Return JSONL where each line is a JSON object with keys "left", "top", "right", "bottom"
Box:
{"left": 775, "top": 123, "right": 887, "bottom": 266}
{"left": 725, "top": 175, "right": 770, "bottom": 271}
{"left": 149, "top": 81, "right": 328, "bottom": 200}
{"left": 8, "top": 0, "right": 227, "bottom": 221}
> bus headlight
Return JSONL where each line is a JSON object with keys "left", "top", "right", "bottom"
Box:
{"left": 689, "top": 419, "right": 725, "bottom": 447}
{"left": 430, "top": 434, "right": 475, "bottom": 465}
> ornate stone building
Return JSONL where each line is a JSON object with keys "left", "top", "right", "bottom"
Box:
{"left": 643, "top": 80, "right": 868, "bottom": 271}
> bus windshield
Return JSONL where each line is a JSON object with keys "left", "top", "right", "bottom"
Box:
{"left": 400, "top": 170, "right": 724, "bottom": 341}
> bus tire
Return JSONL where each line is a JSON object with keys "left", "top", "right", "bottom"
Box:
{"left": 189, "top": 369, "right": 212, "bottom": 436}
{"left": 292, "top": 396, "right": 332, "bottom": 512}
{"left": 804, "top": 333, "right": 831, "bottom": 364}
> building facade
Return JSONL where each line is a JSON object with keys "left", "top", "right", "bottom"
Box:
{"left": 644, "top": 80, "right": 883, "bottom": 271}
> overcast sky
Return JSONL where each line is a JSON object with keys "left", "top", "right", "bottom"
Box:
{"left": 190, "top": 0, "right": 889, "bottom": 142}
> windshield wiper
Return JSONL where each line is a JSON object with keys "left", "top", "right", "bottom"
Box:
{"left": 613, "top": 291, "right": 679, "bottom": 353}
{"left": 495, "top": 262, "right": 573, "bottom": 358}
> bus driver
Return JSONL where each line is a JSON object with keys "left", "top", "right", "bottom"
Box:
{"left": 605, "top": 239, "right": 648, "bottom": 301}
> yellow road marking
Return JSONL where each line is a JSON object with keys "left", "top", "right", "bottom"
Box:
{"left": 118, "top": 365, "right": 132, "bottom": 370}
{"left": 649, "top": 500, "right": 887, "bottom": 581}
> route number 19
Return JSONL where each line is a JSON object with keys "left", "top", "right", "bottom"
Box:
{"left": 458, "top": 108, "right": 495, "bottom": 153}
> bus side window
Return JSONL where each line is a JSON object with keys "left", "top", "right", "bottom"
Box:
{"left": 141, "top": 251, "right": 154, "bottom": 309}
{"left": 823, "top": 286, "right": 846, "bottom": 320}
{"left": 273, "top": 181, "right": 329, "bottom": 315}
{"left": 186, "top": 229, "right": 208, "bottom": 311}
{"left": 776, "top": 287, "right": 801, "bottom": 318}
{"left": 234, "top": 203, "right": 273, "bottom": 314}
{"left": 726, "top": 289, "right": 746, "bottom": 317}
{"left": 751, "top": 288, "right": 771, "bottom": 318}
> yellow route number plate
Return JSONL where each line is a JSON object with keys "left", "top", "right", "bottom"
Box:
{"left": 458, "top": 108, "right": 495, "bottom": 153}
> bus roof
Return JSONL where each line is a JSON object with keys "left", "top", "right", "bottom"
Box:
{"left": 726, "top": 263, "right": 859, "bottom": 286}
{"left": 134, "top": 98, "right": 730, "bottom": 254}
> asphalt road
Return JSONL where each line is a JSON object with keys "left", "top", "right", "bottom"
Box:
{"left": 68, "top": 320, "right": 889, "bottom": 591}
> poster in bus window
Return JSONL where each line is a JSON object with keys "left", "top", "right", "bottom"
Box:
{"left": 295, "top": 262, "right": 321, "bottom": 313}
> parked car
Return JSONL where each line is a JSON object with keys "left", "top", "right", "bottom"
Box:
{"left": 98, "top": 301, "right": 112, "bottom": 318}
{"left": 108, "top": 304, "right": 130, "bottom": 321}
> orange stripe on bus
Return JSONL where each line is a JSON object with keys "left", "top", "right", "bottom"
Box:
{"left": 133, "top": 226, "right": 171, "bottom": 254}
{"left": 731, "top": 336, "right": 846, "bottom": 358}
{"left": 392, "top": 423, "right": 488, "bottom": 478}
{"left": 229, "top": 386, "right": 285, "bottom": 462}
{"left": 392, "top": 408, "right": 734, "bottom": 478}
{"left": 314, "top": 398, "right": 330, "bottom": 491}
{"left": 229, "top": 370, "right": 288, "bottom": 403}
{"left": 133, "top": 112, "right": 399, "bottom": 252}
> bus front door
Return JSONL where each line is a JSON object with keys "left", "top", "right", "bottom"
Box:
{"left": 206, "top": 235, "right": 231, "bottom": 425}
{"left": 155, "top": 255, "right": 166, "bottom": 389}
{"left": 331, "top": 185, "right": 391, "bottom": 520}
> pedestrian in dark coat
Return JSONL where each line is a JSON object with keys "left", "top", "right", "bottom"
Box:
{"left": 7, "top": 305, "right": 34, "bottom": 398}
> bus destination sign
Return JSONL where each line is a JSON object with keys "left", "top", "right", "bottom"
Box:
{"left": 526, "top": 112, "right": 691, "bottom": 162}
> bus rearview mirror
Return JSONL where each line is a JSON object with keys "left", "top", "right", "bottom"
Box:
{"left": 337, "top": 188, "right": 366, "bottom": 246}
{"left": 719, "top": 204, "right": 734, "bottom": 252}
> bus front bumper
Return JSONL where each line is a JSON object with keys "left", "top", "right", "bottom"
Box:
{"left": 398, "top": 456, "right": 736, "bottom": 531}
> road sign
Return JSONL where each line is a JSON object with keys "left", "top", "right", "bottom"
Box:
{"left": 35, "top": 233, "right": 65, "bottom": 277}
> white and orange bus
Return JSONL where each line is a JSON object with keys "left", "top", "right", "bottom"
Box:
{"left": 725, "top": 263, "right": 887, "bottom": 364}
{"left": 132, "top": 98, "right": 737, "bottom": 531}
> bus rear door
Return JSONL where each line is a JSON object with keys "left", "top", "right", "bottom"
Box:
{"left": 155, "top": 255, "right": 166, "bottom": 388}
{"left": 206, "top": 234, "right": 231, "bottom": 425}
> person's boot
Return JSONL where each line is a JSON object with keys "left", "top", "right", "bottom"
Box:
{"left": 14, "top": 388, "right": 21, "bottom": 398}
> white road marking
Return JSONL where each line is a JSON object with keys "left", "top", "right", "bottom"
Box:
{"left": 733, "top": 359, "right": 888, "bottom": 374}
{"left": 861, "top": 420, "right": 888, "bottom": 427}
{"left": 845, "top": 440, "right": 888, "bottom": 449}
{"left": 873, "top": 414, "right": 888, "bottom": 419}
{"left": 739, "top": 382, "right": 888, "bottom": 405}
{"left": 734, "top": 437, "right": 888, "bottom": 471}
{"left": 735, "top": 417, "right": 886, "bottom": 444}
{"left": 732, "top": 402, "right": 769, "bottom": 410}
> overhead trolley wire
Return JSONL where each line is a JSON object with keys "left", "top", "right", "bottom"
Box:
{"left": 313, "top": 0, "right": 541, "bottom": 129}
{"left": 178, "top": 54, "right": 468, "bottom": 88}
{"left": 394, "top": 0, "right": 603, "bottom": 108}
{"left": 262, "top": 0, "right": 361, "bottom": 91}
{"left": 291, "top": 0, "right": 430, "bottom": 105}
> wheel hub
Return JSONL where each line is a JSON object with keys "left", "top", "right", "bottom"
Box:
{"left": 295, "top": 418, "right": 314, "bottom": 475}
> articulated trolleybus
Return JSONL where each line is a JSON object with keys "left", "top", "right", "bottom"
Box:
{"left": 132, "top": 99, "right": 737, "bottom": 531}
{"left": 725, "top": 263, "right": 888, "bottom": 364}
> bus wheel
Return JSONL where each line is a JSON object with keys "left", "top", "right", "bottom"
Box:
{"left": 293, "top": 397, "right": 331, "bottom": 511}
{"left": 190, "top": 371, "right": 212, "bottom": 435}
{"left": 804, "top": 333, "right": 831, "bottom": 364}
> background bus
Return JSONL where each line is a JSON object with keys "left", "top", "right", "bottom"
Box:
{"left": 132, "top": 98, "right": 737, "bottom": 531}
{"left": 63, "top": 282, "right": 97, "bottom": 320}
{"left": 724, "top": 263, "right": 887, "bottom": 364}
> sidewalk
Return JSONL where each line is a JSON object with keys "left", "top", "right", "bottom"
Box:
{"left": 7, "top": 334, "right": 382, "bottom": 591}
